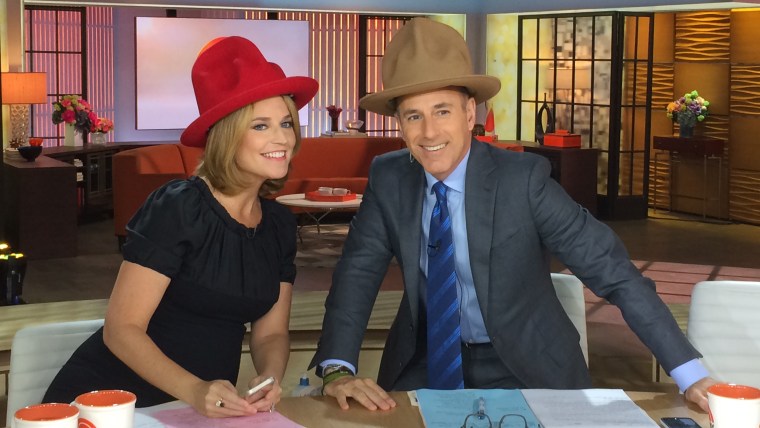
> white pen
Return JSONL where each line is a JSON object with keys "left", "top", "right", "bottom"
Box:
{"left": 246, "top": 376, "right": 275, "bottom": 397}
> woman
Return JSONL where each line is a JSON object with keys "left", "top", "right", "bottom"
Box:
{"left": 43, "top": 36, "right": 318, "bottom": 418}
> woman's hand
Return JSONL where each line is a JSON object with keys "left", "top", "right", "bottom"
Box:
{"left": 244, "top": 375, "right": 282, "bottom": 413}
{"left": 191, "top": 379, "right": 257, "bottom": 418}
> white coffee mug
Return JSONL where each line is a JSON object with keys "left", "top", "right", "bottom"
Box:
{"left": 13, "top": 403, "right": 79, "bottom": 428}
{"left": 73, "top": 390, "right": 136, "bottom": 428}
{"left": 707, "top": 383, "right": 760, "bottom": 428}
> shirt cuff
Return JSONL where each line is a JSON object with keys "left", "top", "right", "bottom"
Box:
{"left": 669, "top": 358, "right": 710, "bottom": 393}
{"left": 319, "top": 359, "right": 357, "bottom": 376}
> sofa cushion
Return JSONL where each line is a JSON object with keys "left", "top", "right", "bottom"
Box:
{"left": 290, "top": 137, "right": 404, "bottom": 179}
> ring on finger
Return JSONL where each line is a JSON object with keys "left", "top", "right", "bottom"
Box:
{"left": 269, "top": 403, "right": 275, "bottom": 413}
{"left": 215, "top": 399, "right": 225, "bottom": 408}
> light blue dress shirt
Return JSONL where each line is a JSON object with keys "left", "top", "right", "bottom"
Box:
{"left": 419, "top": 149, "right": 489, "bottom": 344}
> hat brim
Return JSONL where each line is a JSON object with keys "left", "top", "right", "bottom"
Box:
{"left": 359, "top": 75, "right": 501, "bottom": 116}
{"left": 181, "top": 76, "right": 318, "bottom": 147}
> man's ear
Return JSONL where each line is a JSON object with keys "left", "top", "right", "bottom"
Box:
{"left": 466, "top": 97, "right": 477, "bottom": 130}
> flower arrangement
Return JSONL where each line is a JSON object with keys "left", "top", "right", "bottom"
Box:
{"left": 91, "top": 117, "right": 114, "bottom": 133}
{"left": 666, "top": 90, "right": 710, "bottom": 131}
{"left": 326, "top": 105, "right": 343, "bottom": 119}
{"left": 51, "top": 95, "right": 99, "bottom": 134}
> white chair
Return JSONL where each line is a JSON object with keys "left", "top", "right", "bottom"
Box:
{"left": 6, "top": 319, "right": 104, "bottom": 427}
{"left": 551, "top": 273, "right": 588, "bottom": 365}
{"left": 687, "top": 280, "right": 760, "bottom": 388}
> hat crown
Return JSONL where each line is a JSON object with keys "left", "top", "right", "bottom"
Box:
{"left": 192, "top": 37, "right": 285, "bottom": 116}
{"left": 382, "top": 18, "right": 474, "bottom": 90}
{"left": 359, "top": 18, "right": 500, "bottom": 116}
{"left": 180, "top": 36, "right": 318, "bottom": 147}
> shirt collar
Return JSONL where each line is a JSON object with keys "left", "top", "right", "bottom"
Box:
{"left": 424, "top": 147, "right": 470, "bottom": 196}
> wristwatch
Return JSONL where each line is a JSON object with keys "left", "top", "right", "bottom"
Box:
{"left": 318, "top": 363, "right": 354, "bottom": 378}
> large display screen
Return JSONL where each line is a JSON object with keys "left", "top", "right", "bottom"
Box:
{"left": 135, "top": 17, "right": 310, "bottom": 130}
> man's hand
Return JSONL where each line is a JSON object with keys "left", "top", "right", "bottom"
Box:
{"left": 322, "top": 376, "right": 397, "bottom": 411}
{"left": 684, "top": 376, "right": 718, "bottom": 413}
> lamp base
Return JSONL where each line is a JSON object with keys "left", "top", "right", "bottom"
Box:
{"left": 9, "top": 104, "right": 30, "bottom": 148}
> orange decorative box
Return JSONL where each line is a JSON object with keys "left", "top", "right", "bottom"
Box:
{"left": 544, "top": 130, "right": 581, "bottom": 148}
{"left": 305, "top": 191, "right": 357, "bottom": 202}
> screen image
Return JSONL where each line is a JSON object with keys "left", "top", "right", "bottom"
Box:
{"left": 135, "top": 17, "right": 310, "bottom": 130}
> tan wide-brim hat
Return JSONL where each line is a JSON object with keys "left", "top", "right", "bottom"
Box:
{"left": 360, "top": 18, "right": 501, "bottom": 116}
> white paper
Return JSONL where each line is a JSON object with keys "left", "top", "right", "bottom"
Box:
{"left": 521, "top": 389, "right": 659, "bottom": 428}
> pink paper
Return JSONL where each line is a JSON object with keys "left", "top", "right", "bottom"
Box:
{"left": 152, "top": 407, "right": 304, "bottom": 428}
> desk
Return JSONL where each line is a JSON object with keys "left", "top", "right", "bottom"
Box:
{"left": 653, "top": 136, "right": 726, "bottom": 219}
{"left": 130, "top": 390, "right": 707, "bottom": 428}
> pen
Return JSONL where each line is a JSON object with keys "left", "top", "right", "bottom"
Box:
{"left": 246, "top": 376, "right": 275, "bottom": 397}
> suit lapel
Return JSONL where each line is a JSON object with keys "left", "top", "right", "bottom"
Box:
{"left": 464, "top": 141, "right": 498, "bottom": 323}
{"left": 397, "top": 158, "right": 425, "bottom": 329}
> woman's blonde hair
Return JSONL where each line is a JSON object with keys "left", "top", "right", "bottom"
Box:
{"left": 196, "top": 95, "right": 302, "bottom": 196}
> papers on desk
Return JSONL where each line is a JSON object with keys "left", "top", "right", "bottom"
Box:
{"left": 416, "top": 389, "right": 542, "bottom": 427}
{"left": 134, "top": 405, "right": 304, "bottom": 428}
{"left": 415, "top": 389, "right": 658, "bottom": 428}
{"left": 521, "top": 389, "right": 658, "bottom": 427}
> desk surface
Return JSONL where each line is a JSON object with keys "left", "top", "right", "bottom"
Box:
{"left": 274, "top": 390, "right": 708, "bottom": 427}
{"left": 126, "top": 390, "right": 707, "bottom": 428}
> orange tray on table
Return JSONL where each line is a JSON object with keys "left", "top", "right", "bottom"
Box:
{"left": 305, "top": 191, "right": 357, "bottom": 202}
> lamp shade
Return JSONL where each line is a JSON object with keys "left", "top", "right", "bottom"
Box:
{"left": 1, "top": 72, "right": 47, "bottom": 104}
{"left": 550, "top": 67, "right": 591, "bottom": 90}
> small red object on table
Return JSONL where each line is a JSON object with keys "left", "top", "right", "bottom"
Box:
{"left": 544, "top": 130, "right": 581, "bottom": 148}
{"left": 305, "top": 191, "right": 357, "bottom": 202}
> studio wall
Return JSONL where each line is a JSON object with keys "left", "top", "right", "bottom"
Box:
{"left": 649, "top": 10, "right": 760, "bottom": 224}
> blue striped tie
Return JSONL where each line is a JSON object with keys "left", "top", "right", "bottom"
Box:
{"left": 426, "top": 182, "right": 464, "bottom": 390}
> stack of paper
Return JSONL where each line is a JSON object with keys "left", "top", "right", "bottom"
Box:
{"left": 521, "top": 389, "right": 658, "bottom": 428}
{"left": 415, "top": 389, "right": 659, "bottom": 428}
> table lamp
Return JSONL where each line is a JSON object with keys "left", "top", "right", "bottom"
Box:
{"left": 1, "top": 72, "right": 47, "bottom": 147}
{"left": 549, "top": 67, "right": 591, "bottom": 130}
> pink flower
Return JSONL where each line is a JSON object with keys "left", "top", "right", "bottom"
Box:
{"left": 61, "top": 110, "right": 76, "bottom": 123}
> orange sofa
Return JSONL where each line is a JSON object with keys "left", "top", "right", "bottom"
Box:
{"left": 112, "top": 136, "right": 406, "bottom": 243}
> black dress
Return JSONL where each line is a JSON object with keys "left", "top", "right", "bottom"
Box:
{"left": 44, "top": 176, "right": 297, "bottom": 407}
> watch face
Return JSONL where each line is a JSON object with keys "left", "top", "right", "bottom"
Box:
{"left": 321, "top": 364, "right": 351, "bottom": 377}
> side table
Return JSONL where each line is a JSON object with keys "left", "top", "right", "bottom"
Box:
{"left": 652, "top": 136, "right": 725, "bottom": 219}
{"left": 2, "top": 155, "right": 77, "bottom": 259}
{"left": 522, "top": 143, "right": 599, "bottom": 216}
{"left": 275, "top": 193, "right": 362, "bottom": 240}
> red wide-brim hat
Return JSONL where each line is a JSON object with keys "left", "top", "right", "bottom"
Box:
{"left": 181, "top": 36, "right": 318, "bottom": 147}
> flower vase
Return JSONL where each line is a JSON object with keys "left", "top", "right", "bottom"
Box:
{"left": 330, "top": 116, "right": 340, "bottom": 133}
{"left": 679, "top": 125, "right": 694, "bottom": 138}
{"left": 91, "top": 132, "right": 107, "bottom": 145}
{"left": 64, "top": 124, "right": 84, "bottom": 147}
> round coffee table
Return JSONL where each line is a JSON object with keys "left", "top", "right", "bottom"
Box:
{"left": 275, "top": 193, "right": 363, "bottom": 237}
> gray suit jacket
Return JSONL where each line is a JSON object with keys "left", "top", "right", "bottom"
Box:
{"left": 310, "top": 140, "right": 700, "bottom": 390}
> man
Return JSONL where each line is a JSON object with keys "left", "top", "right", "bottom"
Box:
{"left": 309, "top": 17, "right": 715, "bottom": 412}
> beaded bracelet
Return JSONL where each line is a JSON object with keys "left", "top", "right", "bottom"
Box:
{"left": 321, "top": 369, "right": 354, "bottom": 395}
